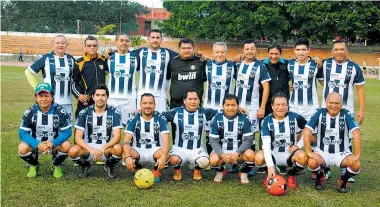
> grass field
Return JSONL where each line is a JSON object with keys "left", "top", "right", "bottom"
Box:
{"left": 1, "top": 65, "right": 380, "bottom": 207}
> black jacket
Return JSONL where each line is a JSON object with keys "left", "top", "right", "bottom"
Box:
{"left": 167, "top": 55, "right": 207, "bottom": 106}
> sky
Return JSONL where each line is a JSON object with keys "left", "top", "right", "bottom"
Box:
{"left": 131, "top": 0, "right": 163, "bottom": 8}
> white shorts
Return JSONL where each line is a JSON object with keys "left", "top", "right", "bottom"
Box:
{"left": 86, "top": 143, "right": 107, "bottom": 162}
{"left": 61, "top": 104, "right": 73, "bottom": 122}
{"left": 314, "top": 149, "right": 352, "bottom": 168}
{"left": 271, "top": 152, "right": 292, "bottom": 166}
{"left": 289, "top": 107, "right": 318, "bottom": 122}
{"left": 248, "top": 110, "right": 259, "bottom": 133}
{"left": 170, "top": 147, "right": 209, "bottom": 168}
{"left": 137, "top": 96, "right": 167, "bottom": 113}
{"left": 108, "top": 98, "right": 137, "bottom": 124}
{"left": 134, "top": 147, "right": 160, "bottom": 165}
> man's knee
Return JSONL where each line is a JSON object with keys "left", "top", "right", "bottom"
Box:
{"left": 209, "top": 153, "right": 220, "bottom": 166}
{"left": 195, "top": 157, "right": 209, "bottom": 169}
{"left": 109, "top": 144, "right": 122, "bottom": 156}
{"left": 293, "top": 150, "right": 308, "bottom": 165}
{"left": 18, "top": 142, "right": 33, "bottom": 155}
{"left": 68, "top": 145, "right": 81, "bottom": 158}
{"left": 242, "top": 149, "right": 255, "bottom": 162}
{"left": 57, "top": 141, "right": 71, "bottom": 152}
{"left": 255, "top": 150, "right": 265, "bottom": 166}
{"left": 169, "top": 155, "right": 181, "bottom": 166}
{"left": 307, "top": 158, "right": 320, "bottom": 169}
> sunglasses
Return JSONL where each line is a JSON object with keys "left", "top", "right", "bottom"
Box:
{"left": 86, "top": 44, "right": 98, "bottom": 48}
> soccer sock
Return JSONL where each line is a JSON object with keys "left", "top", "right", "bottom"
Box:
{"left": 107, "top": 155, "right": 121, "bottom": 167}
{"left": 257, "top": 164, "right": 268, "bottom": 173}
{"left": 52, "top": 151, "right": 68, "bottom": 166}
{"left": 172, "top": 164, "right": 181, "bottom": 170}
{"left": 195, "top": 166, "right": 202, "bottom": 170}
{"left": 153, "top": 165, "right": 158, "bottom": 171}
{"left": 71, "top": 157, "right": 88, "bottom": 166}
{"left": 205, "top": 135, "right": 212, "bottom": 154}
{"left": 287, "top": 162, "right": 305, "bottom": 176}
{"left": 19, "top": 151, "right": 39, "bottom": 166}
{"left": 211, "top": 165, "right": 225, "bottom": 172}
{"left": 324, "top": 167, "right": 331, "bottom": 174}
{"left": 316, "top": 168, "right": 325, "bottom": 180}
{"left": 240, "top": 161, "right": 255, "bottom": 173}
{"left": 341, "top": 168, "right": 359, "bottom": 184}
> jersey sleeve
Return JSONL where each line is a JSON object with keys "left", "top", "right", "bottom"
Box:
{"left": 125, "top": 117, "right": 137, "bottom": 135}
{"left": 166, "top": 48, "right": 179, "bottom": 58}
{"left": 204, "top": 108, "right": 218, "bottom": 121}
{"left": 158, "top": 116, "right": 169, "bottom": 134}
{"left": 353, "top": 64, "right": 365, "bottom": 85}
{"left": 28, "top": 55, "right": 47, "bottom": 74}
{"left": 20, "top": 107, "right": 34, "bottom": 131}
{"left": 209, "top": 115, "right": 220, "bottom": 138}
{"left": 112, "top": 109, "right": 123, "bottom": 129}
{"left": 259, "top": 63, "right": 271, "bottom": 83}
{"left": 344, "top": 110, "right": 359, "bottom": 131}
{"left": 161, "top": 108, "right": 177, "bottom": 122}
{"left": 58, "top": 107, "right": 72, "bottom": 131}
{"left": 260, "top": 117, "right": 271, "bottom": 139}
{"left": 74, "top": 109, "right": 88, "bottom": 131}
{"left": 232, "top": 62, "right": 238, "bottom": 80}
{"left": 242, "top": 116, "right": 253, "bottom": 136}
{"left": 317, "top": 60, "right": 327, "bottom": 81}
{"left": 296, "top": 113, "right": 307, "bottom": 132}
{"left": 306, "top": 109, "right": 322, "bottom": 131}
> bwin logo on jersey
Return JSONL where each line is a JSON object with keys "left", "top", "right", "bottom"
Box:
{"left": 272, "top": 141, "right": 282, "bottom": 148}
{"left": 139, "top": 139, "right": 148, "bottom": 145}
{"left": 323, "top": 137, "right": 342, "bottom": 145}
{"left": 226, "top": 69, "right": 232, "bottom": 77}
{"left": 145, "top": 66, "right": 152, "bottom": 73}
{"left": 90, "top": 134, "right": 98, "bottom": 140}
{"left": 178, "top": 72, "right": 196, "bottom": 80}
{"left": 221, "top": 138, "right": 230, "bottom": 144}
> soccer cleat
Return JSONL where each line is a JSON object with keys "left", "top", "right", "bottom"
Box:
{"left": 173, "top": 168, "right": 182, "bottom": 181}
{"left": 27, "top": 165, "right": 39, "bottom": 178}
{"left": 311, "top": 171, "right": 317, "bottom": 180}
{"left": 287, "top": 176, "right": 297, "bottom": 188}
{"left": 104, "top": 161, "right": 116, "bottom": 179}
{"left": 193, "top": 169, "right": 202, "bottom": 181}
{"left": 239, "top": 172, "right": 249, "bottom": 184}
{"left": 315, "top": 172, "right": 326, "bottom": 190}
{"left": 53, "top": 166, "right": 64, "bottom": 179}
{"left": 78, "top": 161, "right": 92, "bottom": 178}
{"left": 338, "top": 178, "right": 349, "bottom": 193}
{"left": 348, "top": 177, "right": 355, "bottom": 183}
{"left": 214, "top": 168, "right": 227, "bottom": 183}
{"left": 228, "top": 164, "right": 240, "bottom": 174}
{"left": 152, "top": 169, "right": 161, "bottom": 183}
{"left": 276, "top": 166, "right": 287, "bottom": 175}
{"left": 325, "top": 170, "right": 332, "bottom": 180}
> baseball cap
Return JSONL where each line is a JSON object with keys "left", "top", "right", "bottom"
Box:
{"left": 35, "top": 83, "right": 53, "bottom": 94}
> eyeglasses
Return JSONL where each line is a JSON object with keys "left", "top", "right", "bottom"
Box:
{"left": 86, "top": 44, "right": 98, "bottom": 48}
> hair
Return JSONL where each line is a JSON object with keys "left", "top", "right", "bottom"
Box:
{"left": 115, "top": 33, "right": 129, "bottom": 41}
{"left": 271, "top": 92, "right": 288, "bottom": 104}
{"left": 148, "top": 29, "right": 162, "bottom": 37}
{"left": 92, "top": 84, "right": 109, "bottom": 97}
{"left": 179, "top": 38, "right": 195, "bottom": 48}
{"left": 242, "top": 39, "right": 256, "bottom": 48}
{"left": 295, "top": 37, "right": 309, "bottom": 48}
{"left": 213, "top": 42, "right": 228, "bottom": 52}
{"left": 52, "top": 35, "right": 67, "bottom": 44}
{"left": 140, "top": 93, "right": 155, "bottom": 103}
{"left": 84, "top": 35, "right": 98, "bottom": 46}
{"left": 183, "top": 89, "right": 200, "bottom": 100}
{"left": 223, "top": 94, "right": 239, "bottom": 105}
{"left": 332, "top": 39, "right": 347, "bottom": 49}
{"left": 268, "top": 43, "right": 282, "bottom": 54}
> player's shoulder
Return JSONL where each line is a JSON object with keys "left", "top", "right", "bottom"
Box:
{"left": 107, "top": 104, "right": 120, "bottom": 114}
{"left": 262, "top": 113, "right": 274, "bottom": 123}
{"left": 340, "top": 108, "right": 353, "bottom": 116}
{"left": 23, "top": 104, "right": 38, "bottom": 117}
{"left": 54, "top": 103, "right": 68, "bottom": 115}
{"left": 78, "top": 105, "right": 92, "bottom": 118}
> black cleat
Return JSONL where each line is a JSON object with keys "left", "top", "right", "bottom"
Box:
{"left": 78, "top": 161, "right": 92, "bottom": 178}
{"left": 315, "top": 172, "right": 326, "bottom": 190}
{"left": 338, "top": 178, "right": 349, "bottom": 193}
{"left": 104, "top": 161, "right": 116, "bottom": 179}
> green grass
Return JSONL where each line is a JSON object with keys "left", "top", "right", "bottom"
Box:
{"left": 2, "top": 66, "right": 380, "bottom": 207}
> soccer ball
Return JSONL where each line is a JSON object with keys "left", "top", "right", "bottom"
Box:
{"left": 134, "top": 169, "right": 154, "bottom": 189}
{"left": 264, "top": 175, "right": 287, "bottom": 196}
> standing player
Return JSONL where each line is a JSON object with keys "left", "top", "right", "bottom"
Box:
{"left": 18, "top": 83, "right": 72, "bottom": 178}
{"left": 319, "top": 39, "right": 365, "bottom": 181}
{"left": 203, "top": 42, "right": 236, "bottom": 154}
{"left": 209, "top": 94, "right": 256, "bottom": 184}
{"left": 162, "top": 90, "right": 217, "bottom": 181}
{"left": 123, "top": 93, "right": 170, "bottom": 183}
{"left": 134, "top": 29, "right": 178, "bottom": 113}
{"left": 25, "top": 35, "right": 75, "bottom": 119}
{"left": 255, "top": 92, "right": 308, "bottom": 189}
{"left": 107, "top": 33, "right": 138, "bottom": 125}
{"left": 304, "top": 92, "right": 361, "bottom": 193}
{"left": 68, "top": 84, "right": 123, "bottom": 179}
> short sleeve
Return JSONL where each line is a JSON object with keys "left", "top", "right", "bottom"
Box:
{"left": 58, "top": 107, "right": 72, "bottom": 131}
{"left": 158, "top": 116, "right": 169, "bottom": 134}
{"left": 125, "top": 116, "right": 138, "bottom": 134}
{"left": 345, "top": 110, "right": 359, "bottom": 131}
{"left": 74, "top": 108, "right": 88, "bottom": 131}
{"left": 259, "top": 63, "right": 271, "bottom": 83}
{"left": 260, "top": 117, "right": 271, "bottom": 138}
{"left": 209, "top": 115, "right": 220, "bottom": 138}
{"left": 353, "top": 64, "right": 365, "bottom": 85}
{"left": 112, "top": 109, "right": 123, "bottom": 129}
{"left": 29, "top": 55, "right": 47, "bottom": 74}
{"left": 306, "top": 109, "right": 322, "bottom": 131}
{"left": 20, "top": 107, "right": 34, "bottom": 131}
{"left": 296, "top": 113, "right": 307, "bottom": 131}
{"left": 242, "top": 116, "right": 253, "bottom": 136}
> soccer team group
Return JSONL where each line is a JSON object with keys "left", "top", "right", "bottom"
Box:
{"left": 19, "top": 29, "right": 365, "bottom": 193}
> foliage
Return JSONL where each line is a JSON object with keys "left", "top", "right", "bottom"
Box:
{"left": 129, "top": 35, "right": 146, "bottom": 48}
{"left": 96, "top": 24, "right": 116, "bottom": 42}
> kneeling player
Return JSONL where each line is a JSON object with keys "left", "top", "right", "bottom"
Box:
{"left": 209, "top": 94, "right": 255, "bottom": 184}
{"left": 162, "top": 90, "right": 217, "bottom": 181}
{"left": 304, "top": 92, "right": 361, "bottom": 193}
{"left": 255, "top": 92, "right": 308, "bottom": 189}
{"left": 18, "top": 83, "right": 72, "bottom": 178}
{"left": 68, "top": 85, "right": 123, "bottom": 179}
{"left": 123, "top": 93, "right": 170, "bottom": 183}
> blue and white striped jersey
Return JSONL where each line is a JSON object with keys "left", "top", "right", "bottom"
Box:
{"left": 20, "top": 103, "right": 71, "bottom": 142}
{"left": 306, "top": 108, "right": 359, "bottom": 153}
{"left": 204, "top": 60, "right": 236, "bottom": 109}
{"left": 107, "top": 51, "right": 138, "bottom": 99}
{"left": 75, "top": 105, "right": 123, "bottom": 145}
{"left": 209, "top": 112, "right": 253, "bottom": 151}
{"left": 235, "top": 60, "right": 271, "bottom": 111}
{"left": 162, "top": 107, "right": 217, "bottom": 150}
{"left": 28, "top": 52, "right": 75, "bottom": 105}
{"left": 125, "top": 112, "right": 169, "bottom": 149}
{"left": 261, "top": 112, "right": 307, "bottom": 153}
{"left": 136, "top": 48, "right": 177, "bottom": 98}
{"left": 320, "top": 58, "right": 365, "bottom": 113}
{"left": 288, "top": 58, "right": 322, "bottom": 110}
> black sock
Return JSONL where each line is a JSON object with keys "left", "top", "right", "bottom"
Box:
{"left": 316, "top": 168, "right": 325, "bottom": 180}
{"left": 205, "top": 135, "right": 212, "bottom": 154}
{"left": 195, "top": 166, "right": 202, "bottom": 170}
{"left": 287, "top": 163, "right": 305, "bottom": 176}
{"left": 240, "top": 162, "right": 255, "bottom": 173}
{"left": 217, "top": 165, "right": 225, "bottom": 172}
{"left": 324, "top": 167, "right": 331, "bottom": 174}
{"left": 20, "top": 151, "right": 39, "bottom": 166}
{"left": 52, "top": 151, "right": 68, "bottom": 166}
{"left": 341, "top": 169, "right": 356, "bottom": 184}
{"left": 107, "top": 155, "right": 121, "bottom": 167}
{"left": 153, "top": 165, "right": 158, "bottom": 171}
{"left": 172, "top": 164, "right": 181, "bottom": 170}
{"left": 71, "top": 156, "right": 89, "bottom": 166}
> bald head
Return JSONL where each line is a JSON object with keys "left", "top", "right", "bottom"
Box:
{"left": 326, "top": 92, "right": 342, "bottom": 103}
{"left": 326, "top": 92, "right": 343, "bottom": 116}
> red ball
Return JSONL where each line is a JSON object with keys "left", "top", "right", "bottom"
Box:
{"left": 265, "top": 175, "right": 287, "bottom": 196}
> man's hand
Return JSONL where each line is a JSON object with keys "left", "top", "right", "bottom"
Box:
{"left": 267, "top": 166, "right": 276, "bottom": 178}
{"left": 235, "top": 54, "right": 244, "bottom": 62}
{"left": 314, "top": 56, "right": 322, "bottom": 68}
{"left": 220, "top": 153, "right": 230, "bottom": 163}
{"left": 356, "top": 109, "right": 364, "bottom": 125}
{"left": 125, "top": 157, "right": 135, "bottom": 171}
{"left": 78, "top": 94, "right": 89, "bottom": 103}
{"left": 156, "top": 155, "right": 167, "bottom": 170}
{"left": 257, "top": 107, "right": 265, "bottom": 119}
{"left": 37, "top": 142, "right": 50, "bottom": 154}
{"left": 93, "top": 148, "right": 105, "bottom": 162}
{"left": 238, "top": 107, "right": 249, "bottom": 115}
{"left": 230, "top": 152, "right": 239, "bottom": 164}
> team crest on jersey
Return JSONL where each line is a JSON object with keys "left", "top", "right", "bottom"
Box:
{"left": 53, "top": 118, "right": 59, "bottom": 127}
{"left": 191, "top": 65, "right": 195, "bottom": 70}
{"left": 226, "top": 69, "right": 232, "bottom": 78}
{"left": 139, "top": 138, "right": 148, "bottom": 145}
{"left": 339, "top": 120, "right": 345, "bottom": 131}
{"left": 145, "top": 66, "right": 152, "bottom": 73}
{"left": 328, "top": 81, "right": 336, "bottom": 89}
{"left": 272, "top": 140, "right": 282, "bottom": 148}
{"left": 24, "top": 109, "right": 31, "bottom": 117}
{"left": 308, "top": 69, "right": 315, "bottom": 79}
{"left": 249, "top": 71, "right": 256, "bottom": 78}
{"left": 114, "top": 71, "right": 121, "bottom": 78}
{"left": 289, "top": 125, "right": 295, "bottom": 133}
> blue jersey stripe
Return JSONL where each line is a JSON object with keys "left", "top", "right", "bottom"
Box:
{"left": 297, "top": 80, "right": 304, "bottom": 105}
{"left": 278, "top": 121, "right": 285, "bottom": 133}
{"left": 245, "top": 62, "right": 259, "bottom": 106}
{"left": 177, "top": 112, "right": 184, "bottom": 148}
{"left": 319, "top": 111, "right": 327, "bottom": 151}
{"left": 328, "top": 117, "right": 336, "bottom": 153}
{"left": 324, "top": 59, "right": 332, "bottom": 101}
{"left": 47, "top": 55, "right": 58, "bottom": 96}
{"left": 214, "top": 65, "right": 222, "bottom": 105}
{"left": 225, "top": 62, "right": 233, "bottom": 97}
{"left": 227, "top": 120, "right": 234, "bottom": 151}
{"left": 58, "top": 58, "right": 66, "bottom": 98}
{"left": 343, "top": 62, "right": 354, "bottom": 105}
{"left": 157, "top": 49, "right": 166, "bottom": 91}
{"left": 128, "top": 54, "right": 135, "bottom": 94}
{"left": 307, "top": 61, "right": 315, "bottom": 105}
{"left": 141, "top": 49, "right": 148, "bottom": 89}
{"left": 110, "top": 54, "right": 116, "bottom": 93}
{"left": 186, "top": 113, "right": 195, "bottom": 149}
{"left": 206, "top": 61, "right": 213, "bottom": 105}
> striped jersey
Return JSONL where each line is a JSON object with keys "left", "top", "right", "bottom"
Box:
{"left": 107, "top": 51, "right": 138, "bottom": 99}
{"left": 288, "top": 58, "right": 322, "bottom": 110}
{"left": 306, "top": 108, "right": 359, "bottom": 153}
{"left": 162, "top": 107, "right": 217, "bottom": 150}
{"left": 209, "top": 112, "right": 253, "bottom": 151}
{"left": 320, "top": 58, "right": 365, "bottom": 113}
{"left": 204, "top": 60, "right": 236, "bottom": 109}
{"left": 136, "top": 48, "right": 177, "bottom": 98}
{"left": 29, "top": 52, "right": 75, "bottom": 105}
{"left": 125, "top": 112, "right": 169, "bottom": 149}
{"left": 74, "top": 105, "right": 123, "bottom": 145}
{"left": 261, "top": 112, "right": 307, "bottom": 152}
{"left": 20, "top": 103, "right": 71, "bottom": 142}
{"left": 235, "top": 60, "right": 271, "bottom": 111}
